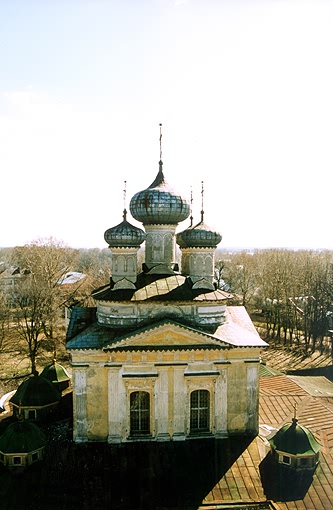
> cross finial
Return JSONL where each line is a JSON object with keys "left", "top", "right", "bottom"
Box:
{"left": 201, "top": 180, "right": 204, "bottom": 223}
{"left": 159, "top": 123, "right": 163, "bottom": 161}
{"left": 190, "top": 186, "right": 193, "bottom": 227}
{"left": 123, "top": 180, "right": 127, "bottom": 221}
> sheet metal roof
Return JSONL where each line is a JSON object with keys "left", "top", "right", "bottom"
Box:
{"left": 201, "top": 374, "right": 333, "bottom": 510}
{"left": 66, "top": 306, "right": 267, "bottom": 350}
{"left": 92, "top": 273, "right": 232, "bottom": 303}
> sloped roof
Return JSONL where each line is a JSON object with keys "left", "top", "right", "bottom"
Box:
{"left": 199, "top": 374, "right": 333, "bottom": 510}
{"left": 92, "top": 273, "right": 232, "bottom": 303}
{"left": 66, "top": 307, "right": 267, "bottom": 351}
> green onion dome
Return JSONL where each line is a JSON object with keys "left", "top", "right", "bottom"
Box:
{"left": 104, "top": 210, "right": 146, "bottom": 247}
{"left": 0, "top": 420, "right": 46, "bottom": 454}
{"left": 269, "top": 418, "right": 321, "bottom": 456}
{"left": 129, "top": 161, "right": 190, "bottom": 225}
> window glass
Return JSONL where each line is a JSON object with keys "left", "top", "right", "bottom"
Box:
{"left": 13, "top": 456, "right": 21, "bottom": 465}
{"left": 130, "top": 391, "right": 150, "bottom": 435}
{"left": 190, "top": 389, "right": 210, "bottom": 432}
{"left": 282, "top": 455, "right": 291, "bottom": 465}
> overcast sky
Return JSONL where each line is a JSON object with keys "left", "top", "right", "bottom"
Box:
{"left": 1, "top": 0, "right": 333, "bottom": 250}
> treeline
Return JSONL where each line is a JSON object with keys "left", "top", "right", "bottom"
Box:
{"left": 2, "top": 240, "right": 333, "bottom": 374}
{"left": 216, "top": 248, "right": 333, "bottom": 354}
{"left": 0, "top": 238, "right": 112, "bottom": 374}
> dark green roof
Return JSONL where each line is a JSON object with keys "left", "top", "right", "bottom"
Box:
{"left": 10, "top": 374, "right": 61, "bottom": 408}
{"left": 0, "top": 420, "right": 46, "bottom": 453}
{"left": 269, "top": 418, "right": 321, "bottom": 456}
{"left": 40, "top": 361, "right": 70, "bottom": 384}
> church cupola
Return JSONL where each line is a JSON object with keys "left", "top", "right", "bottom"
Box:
{"left": 104, "top": 182, "right": 146, "bottom": 290}
{"left": 268, "top": 416, "right": 321, "bottom": 471}
{"left": 129, "top": 125, "right": 190, "bottom": 271}
{"left": 176, "top": 182, "right": 222, "bottom": 290}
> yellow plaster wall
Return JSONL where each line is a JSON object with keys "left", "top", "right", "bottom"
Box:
{"left": 226, "top": 362, "right": 249, "bottom": 433}
{"left": 85, "top": 365, "right": 109, "bottom": 440}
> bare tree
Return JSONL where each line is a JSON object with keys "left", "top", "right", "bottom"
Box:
{"left": 9, "top": 238, "right": 79, "bottom": 373}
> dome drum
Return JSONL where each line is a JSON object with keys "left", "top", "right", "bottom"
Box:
{"left": 96, "top": 301, "right": 227, "bottom": 331}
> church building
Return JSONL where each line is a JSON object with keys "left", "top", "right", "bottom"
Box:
{"left": 66, "top": 130, "right": 267, "bottom": 443}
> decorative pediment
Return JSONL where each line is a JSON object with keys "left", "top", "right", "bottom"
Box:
{"left": 103, "top": 321, "right": 229, "bottom": 351}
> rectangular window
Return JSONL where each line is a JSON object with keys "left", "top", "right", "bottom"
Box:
{"left": 282, "top": 455, "right": 291, "bottom": 465}
{"left": 190, "top": 389, "right": 210, "bottom": 432}
{"left": 130, "top": 391, "right": 150, "bottom": 435}
{"left": 28, "top": 409, "right": 37, "bottom": 420}
{"left": 13, "top": 456, "right": 22, "bottom": 465}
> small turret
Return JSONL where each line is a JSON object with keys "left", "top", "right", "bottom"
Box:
{"left": 104, "top": 182, "right": 146, "bottom": 289}
{"left": 176, "top": 182, "right": 222, "bottom": 290}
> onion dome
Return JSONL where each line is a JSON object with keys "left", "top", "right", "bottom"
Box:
{"left": 176, "top": 205, "right": 222, "bottom": 248}
{"left": 0, "top": 419, "right": 46, "bottom": 454}
{"left": 10, "top": 373, "right": 61, "bottom": 408}
{"left": 129, "top": 161, "right": 190, "bottom": 225}
{"left": 269, "top": 417, "right": 321, "bottom": 456}
{"left": 176, "top": 182, "right": 221, "bottom": 248}
{"left": 177, "top": 220, "right": 222, "bottom": 248}
{"left": 104, "top": 209, "right": 146, "bottom": 247}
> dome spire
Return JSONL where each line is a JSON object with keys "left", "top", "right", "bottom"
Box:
{"left": 159, "top": 123, "right": 163, "bottom": 162}
{"left": 201, "top": 180, "right": 205, "bottom": 223}
{"left": 190, "top": 186, "right": 193, "bottom": 227}
{"left": 123, "top": 180, "right": 127, "bottom": 221}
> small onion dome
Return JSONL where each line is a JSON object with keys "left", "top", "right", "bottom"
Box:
{"left": 0, "top": 419, "right": 46, "bottom": 454}
{"left": 176, "top": 220, "right": 222, "bottom": 248}
{"left": 129, "top": 161, "right": 190, "bottom": 225}
{"left": 104, "top": 210, "right": 146, "bottom": 247}
{"left": 269, "top": 418, "right": 321, "bottom": 456}
{"left": 10, "top": 373, "right": 61, "bottom": 408}
{"left": 40, "top": 360, "right": 70, "bottom": 387}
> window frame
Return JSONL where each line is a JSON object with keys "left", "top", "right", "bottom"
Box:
{"left": 129, "top": 390, "right": 151, "bottom": 436}
{"left": 189, "top": 389, "right": 210, "bottom": 434}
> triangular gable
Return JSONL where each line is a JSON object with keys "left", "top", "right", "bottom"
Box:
{"left": 103, "top": 321, "right": 230, "bottom": 351}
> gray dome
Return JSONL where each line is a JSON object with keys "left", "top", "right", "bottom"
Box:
{"left": 104, "top": 211, "right": 146, "bottom": 247}
{"left": 129, "top": 162, "right": 190, "bottom": 225}
{"left": 176, "top": 220, "right": 222, "bottom": 248}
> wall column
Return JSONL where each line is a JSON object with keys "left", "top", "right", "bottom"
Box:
{"left": 73, "top": 368, "right": 88, "bottom": 442}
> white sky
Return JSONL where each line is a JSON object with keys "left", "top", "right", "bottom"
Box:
{"left": 1, "top": 0, "right": 333, "bottom": 250}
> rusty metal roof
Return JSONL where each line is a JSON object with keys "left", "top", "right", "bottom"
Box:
{"left": 201, "top": 374, "right": 333, "bottom": 509}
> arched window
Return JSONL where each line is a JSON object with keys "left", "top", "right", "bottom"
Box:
{"left": 190, "top": 389, "right": 210, "bottom": 432}
{"left": 130, "top": 391, "right": 150, "bottom": 435}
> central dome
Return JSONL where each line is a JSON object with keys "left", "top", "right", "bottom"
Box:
{"left": 129, "top": 161, "right": 190, "bottom": 225}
